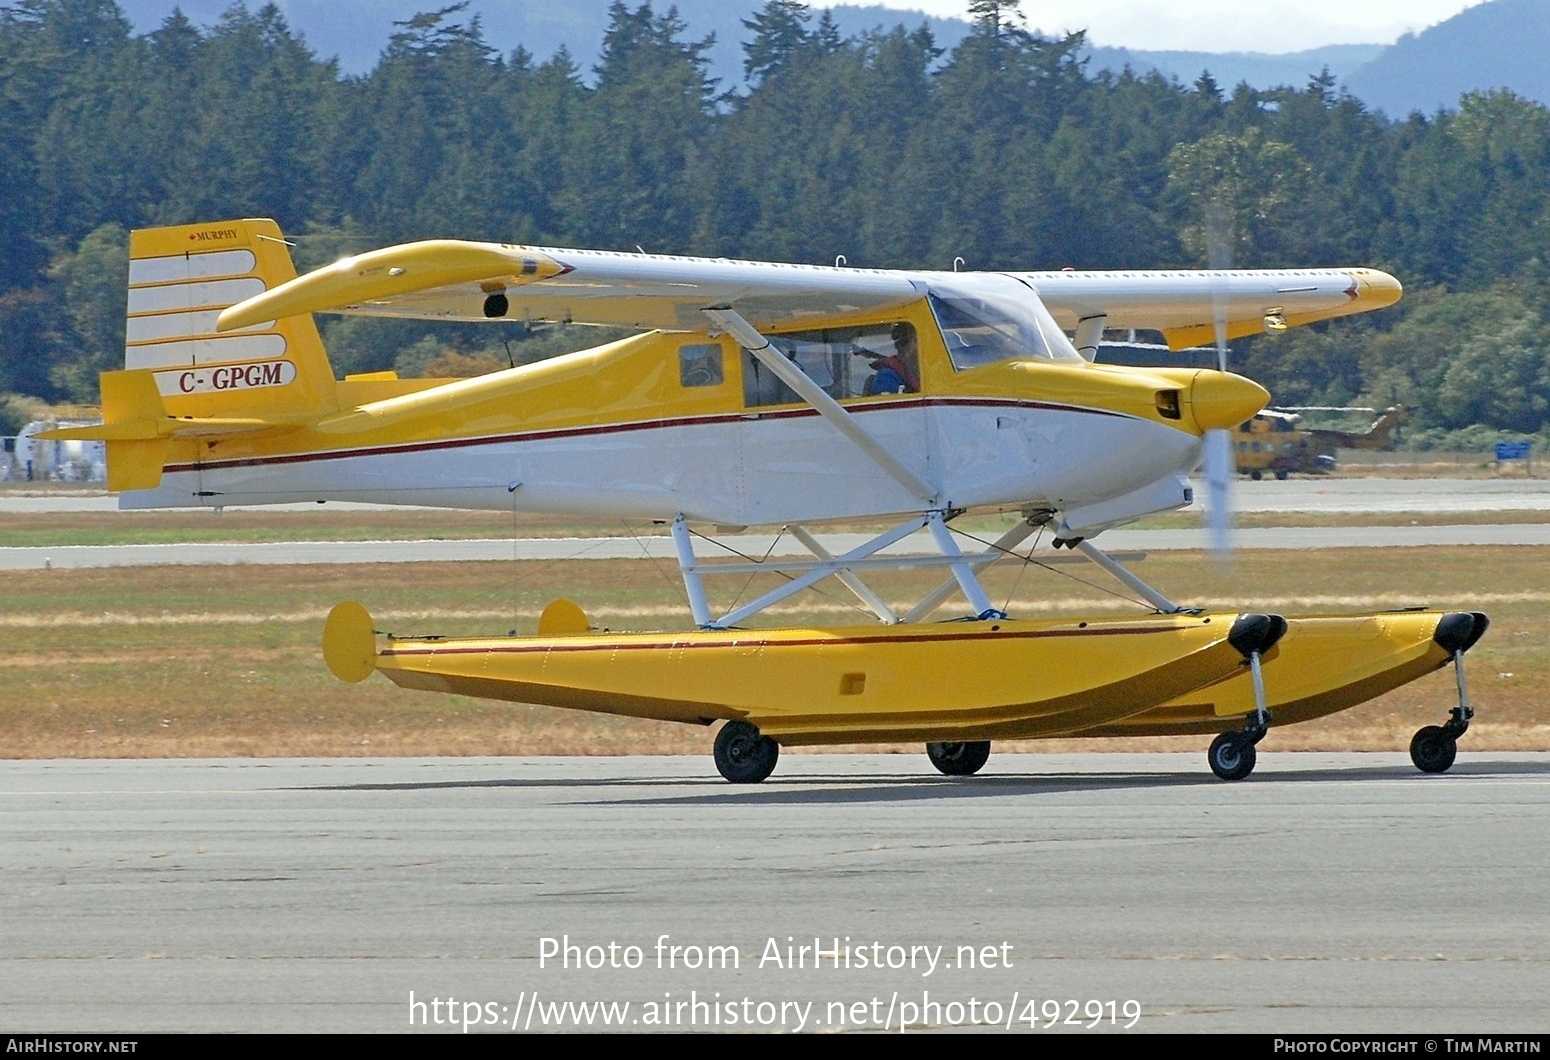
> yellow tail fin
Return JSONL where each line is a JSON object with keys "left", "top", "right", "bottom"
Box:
{"left": 126, "top": 219, "right": 338, "bottom": 420}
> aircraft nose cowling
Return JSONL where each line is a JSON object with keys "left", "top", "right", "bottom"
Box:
{"left": 1188, "top": 370, "right": 1270, "bottom": 432}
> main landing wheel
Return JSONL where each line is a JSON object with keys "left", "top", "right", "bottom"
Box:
{"left": 927, "top": 741, "right": 991, "bottom": 776}
{"left": 1409, "top": 725, "right": 1457, "bottom": 774}
{"left": 1208, "top": 732, "right": 1257, "bottom": 781}
{"left": 714, "top": 721, "right": 779, "bottom": 784}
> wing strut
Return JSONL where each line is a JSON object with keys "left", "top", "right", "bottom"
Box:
{"left": 702, "top": 307, "right": 936, "bottom": 505}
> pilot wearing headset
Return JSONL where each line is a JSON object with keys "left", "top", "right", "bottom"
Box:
{"left": 861, "top": 322, "right": 921, "bottom": 395}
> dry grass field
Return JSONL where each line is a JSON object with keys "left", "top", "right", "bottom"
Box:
{"left": 1, "top": 543, "right": 1545, "bottom": 760}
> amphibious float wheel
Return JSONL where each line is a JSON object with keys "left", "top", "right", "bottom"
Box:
{"left": 1208, "top": 732, "right": 1257, "bottom": 781}
{"left": 714, "top": 721, "right": 779, "bottom": 783}
{"left": 1409, "top": 725, "right": 1457, "bottom": 774}
{"left": 926, "top": 741, "right": 991, "bottom": 777}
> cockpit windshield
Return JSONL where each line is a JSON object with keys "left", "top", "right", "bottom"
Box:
{"left": 927, "top": 275, "right": 1083, "bottom": 369}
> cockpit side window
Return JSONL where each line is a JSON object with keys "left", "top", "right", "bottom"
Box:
{"left": 927, "top": 275, "right": 1083, "bottom": 369}
{"left": 742, "top": 321, "right": 920, "bottom": 408}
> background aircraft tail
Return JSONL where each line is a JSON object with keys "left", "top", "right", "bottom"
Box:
{"left": 1334, "top": 405, "right": 1407, "bottom": 450}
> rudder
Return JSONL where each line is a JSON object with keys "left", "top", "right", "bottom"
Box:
{"left": 126, "top": 219, "right": 337, "bottom": 420}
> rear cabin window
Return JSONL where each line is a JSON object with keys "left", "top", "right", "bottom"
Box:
{"left": 679, "top": 343, "right": 724, "bottom": 388}
{"left": 742, "top": 322, "right": 920, "bottom": 408}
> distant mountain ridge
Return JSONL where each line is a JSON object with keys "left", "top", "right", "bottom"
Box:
{"left": 1085, "top": 43, "right": 1386, "bottom": 94}
{"left": 111, "top": 0, "right": 1549, "bottom": 114}
{"left": 1342, "top": 0, "right": 1550, "bottom": 115}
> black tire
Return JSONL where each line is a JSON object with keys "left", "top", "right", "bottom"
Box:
{"left": 1208, "top": 732, "right": 1257, "bottom": 780}
{"left": 1410, "top": 725, "right": 1457, "bottom": 774}
{"left": 1274, "top": 469, "right": 1289, "bottom": 481}
{"left": 926, "top": 740, "right": 991, "bottom": 777}
{"left": 1249, "top": 470, "right": 1263, "bottom": 481}
{"left": 714, "top": 721, "right": 779, "bottom": 783}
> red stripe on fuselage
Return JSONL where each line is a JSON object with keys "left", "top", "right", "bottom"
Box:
{"left": 163, "top": 397, "right": 1134, "bottom": 475}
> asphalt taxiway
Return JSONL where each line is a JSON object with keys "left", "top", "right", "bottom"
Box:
{"left": 3, "top": 754, "right": 1547, "bottom": 1033}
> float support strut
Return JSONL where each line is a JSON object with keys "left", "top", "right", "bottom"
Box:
{"left": 791, "top": 525, "right": 899, "bottom": 624}
{"left": 1073, "top": 539, "right": 1183, "bottom": 613}
{"left": 925, "top": 511, "right": 1005, "bottom": 620}
{"left": 904, "top": 516, "right": 1040, "bottom": 622}
{"left": 670, "top": 514, "right": 714, "bottom": 629}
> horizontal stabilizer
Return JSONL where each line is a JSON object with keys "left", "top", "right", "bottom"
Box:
{"left": 34, "top": 369, "right": 303, "bottom": 492}
{"left": 41, "top": 417, "right": 283, "bottom": 442}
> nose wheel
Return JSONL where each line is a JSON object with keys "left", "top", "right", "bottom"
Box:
{"left": 1207, "top": 614, "right": 1284, "bottom": 780}
{"left": 927, "top": 740, "right": 991, "bottom": 776}
{"left": 1410, "top": 702, "right": 1472, "bottom": 774}
{"left": 1409, "top": 612, "right": 1488, "bottom": 776}
{"left": 1410, "top": 721, "right": 1460, "bottom": 774}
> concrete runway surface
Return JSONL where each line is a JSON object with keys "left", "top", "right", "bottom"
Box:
{"left": 3, "top": 754, "right": 1548, "bottom": 1034}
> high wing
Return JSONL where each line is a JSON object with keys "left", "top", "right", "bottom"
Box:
{"left": 217, "top": 240, "right": 924, "bottom": 333}
{"left": 1016, "top": 268, "right": 1401, "bottom": 348}
{"left": 217, "top": 237, "right": 1400, "bottom": 346}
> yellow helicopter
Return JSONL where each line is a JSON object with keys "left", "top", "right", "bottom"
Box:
{"left": 1234, "top": 405, "right": 1406, "bottom": 480}
{"left": 43, "top": 219, "right": 1486, "bottom": 784}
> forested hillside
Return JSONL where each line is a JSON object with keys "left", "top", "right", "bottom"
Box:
{"left": 2, "top": 0, "right": 1549, "bottom": 446}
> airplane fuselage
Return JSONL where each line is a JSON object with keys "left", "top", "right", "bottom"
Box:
{"left": 127, "top": 304, "right": 1234, "bottom": 527}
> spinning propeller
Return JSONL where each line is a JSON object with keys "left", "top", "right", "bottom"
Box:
{"left": 1202, "top": 201, "right": 1237, "bottom": 559}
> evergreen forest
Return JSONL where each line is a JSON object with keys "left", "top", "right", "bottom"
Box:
{"left": 3, "top": 0, "right": 1550, "bottom": 448}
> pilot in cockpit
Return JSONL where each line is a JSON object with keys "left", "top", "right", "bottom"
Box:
{"left": 861, "top": 322, "right": 921, "bottom": 395}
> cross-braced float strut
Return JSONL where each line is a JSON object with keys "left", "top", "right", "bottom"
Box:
{"left": 925, "top": 510, "right": 1006, "bottom": 620}
{"left": 1071, "top": 538, "right": 1183, "bottom": 614}
{"left": 789, "top": 525, "right": 899, "bottom": 624}
{"left": 902, "top": 516, "right": 1041, "bottom": 621}
{"left": 669, "top": 510, "right": 1020, "bottom": 629}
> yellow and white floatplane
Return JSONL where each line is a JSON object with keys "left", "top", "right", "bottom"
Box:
{"left": 46, "top": 219, "right": 1488, "bottom": 782}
